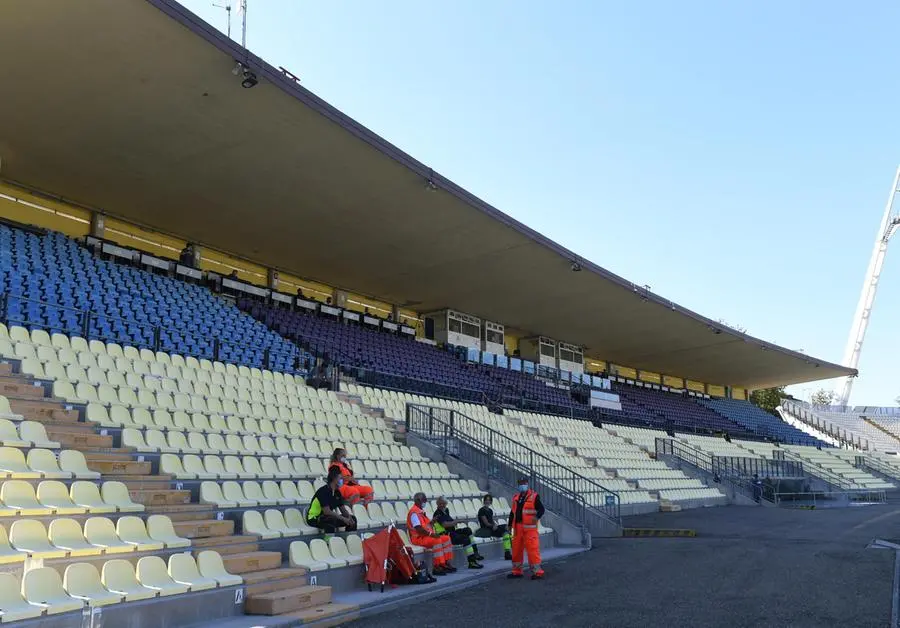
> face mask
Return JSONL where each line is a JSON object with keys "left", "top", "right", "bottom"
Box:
{"left": 337, "top": 479, "right": 344, "bottom": 488}
{"left": 518, "top": 485, "right": 528, "bottom": 493}
{"left": 340, "top": 457, "right": 347, "bottom": 464}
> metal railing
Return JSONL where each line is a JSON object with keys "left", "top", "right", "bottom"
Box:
{"left": 781, "top": 399, "right": 868, "bottom": 450}
{"left": 773, "top": 490, "right": 886, "bottom": 507}
{"left": 854, "top": 455, "right": 900, "bottom": 482}
{"left": 405, "top": 404, "right": 621, "bottom": 536}
{"left": 778, "top": 449, "right": 856, "bottom": 491}
{"left": 0, "top": 293, "right": 309, "bottom": 374}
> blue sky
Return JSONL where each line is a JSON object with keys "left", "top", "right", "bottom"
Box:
{"left": 180, "top": 0, "right": 900, "bottom": 405}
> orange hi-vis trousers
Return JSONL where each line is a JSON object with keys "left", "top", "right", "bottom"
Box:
{"left": 411, "top": 534, "right": 453, "bottom": 567}
{"left": 511, "top": 526, "right": 543, "bottom": 576}
{"left": 338, "top": 483, "right": 374, "bottom": 505}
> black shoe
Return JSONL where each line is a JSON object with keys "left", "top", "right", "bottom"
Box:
{"left": 468, "top": 560, "right": 484, "bottom": 570}
{"left": 432, "top": 567, "right": 447, "bottom": 577}
{"left": 473, "top": 553, "right": 485, "bottom": 561}
{"left": 507, "top": 573, "right": 524, "bottom": 579}
{"left": 504, "top": 551, "right": 512, "bottom": 561}
{"left": 531, "top": 573, "right": 544, "bottom": 580}
{"left": 444, "top": 564, "right": 457, "bottom": 573}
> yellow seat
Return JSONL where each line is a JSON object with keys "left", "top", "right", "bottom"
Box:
{"left": 136, "top": 556, "right": 188, "bottom": 597}
{"left": 101, "top": 559, "right": 158, "bottom": 602}
{"left": 0, "top": 447, "right": 39, "bottom": 479}
{"left": 116, "top": 516, "right": 164, "bottom": 552}
{"left": 288, "top": 541, "right": 329, "bottom": 571}
{"left": 101, "top": 481, "right": 144, "bottom": 512}
{"left": 196, "top": 550, "right": 243, "bottom": 588}
{"left": 183, "top": 454, "right": 216, "bottom": 479}
{"left": 262, "top": 480, "right": 291, "bottom": 505}
{"left": 70, "top": 481, "right": 116, "bottom": 514}
{"left": 0, "top": 572, "right": 42, "bottom": 621}
{"left": 345, "top": 534, "right": 365, "bottom": 564}
{"left": 58, "top": 450, "right": 101, "bottom": 479}
{"left": 22, "top": 567, "right": 84, "bottom": 615}
{"left": 146, "top": 515, "right": 190, "bottom": 549}
{"left": 0, "top": 397, "right": 22, "bottom": 422}
{"left": 1, "top": 479, "right": 52, "bottom": 515}
{"left": 221, "top": 481, "right": 256, "bottom": 508}
{"left": 284, "top": 507, "right": 319, "bottom": 535}
{"left": 242, "top": 481, "right": 276, "bottom": 506}
{"left": 26, "top": 448, "right": 71, "bottom": 479}
{"left": 37, "top": 481, "right": 86, "bottom": 516}
{"left": 168, "top": 553, "right": 218, "bottom": 592}
{"left": 19, "top": 422, "right": 60, "bottom": 449}
{"left": 0, "top": 420, "right": 27, "bottom": 448}
{"left": 328, "top": 536, "right": 363, "bottom": 566}
{"left": 9, "top": 519, "right": 66, "bottom": 558}
{"left": 242, "top": 510, "right": 280, "bottom": 539}
{"left": 199, "top": 481, "right": 235, "bottom": 508}
{"left": 0, "top": 523, "right": 25, "bottom": 564}
{"left": 84, "top": 517, "right": 134, "bottom": 554}
{"left": 311, "top": 538, "right": 348, "bottom": 568}
{"left": 48, "top": 518, "right": 101, "bottom": 557}
{"left": 64, "top": 563, "right": 122, "bottom": 607}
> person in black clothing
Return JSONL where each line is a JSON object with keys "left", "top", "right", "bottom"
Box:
{"left": 307, "top": 467, "right": 357, "bottom": 534}
{"left": 432, "top": 497, "right": 483, "bottom": 569}
{"left": 751, "top": 473, "right": 763, "bottom": 503}
{"left": 475, "top": 494, "right": 511, "bottom": 560}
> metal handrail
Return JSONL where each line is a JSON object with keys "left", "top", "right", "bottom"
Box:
{"left": 773, "top": 490, "right": 886, "bottom": 506}
{"left": 778, "top": 449, "right": 855, "bottom": 491}
{"left": 405, "top": 403, "right": 621, "bottom": 528}
{"left": 855, "top": 455, "right": 900, "bottom": 482}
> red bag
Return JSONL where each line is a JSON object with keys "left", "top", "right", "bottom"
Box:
{"left": 363, "top": 525, "right": 418, "bottom": 591}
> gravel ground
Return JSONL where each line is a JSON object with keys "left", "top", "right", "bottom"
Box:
{"left": 348, "top": 504, "right": 900, "bottom": 628}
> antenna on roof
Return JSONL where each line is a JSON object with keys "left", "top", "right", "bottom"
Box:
{"left": 239, "top": 0, "right": 248, "bottom": 49}
{"left": 212, "top": 2, "right": 232, "bottom": 39}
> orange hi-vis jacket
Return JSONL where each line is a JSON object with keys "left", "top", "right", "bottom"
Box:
{"left": 510, "top": 490, "right": 539, "bottom": 530}
{"left": 406, "top": 504, "right": 433, "bottom": 542}
{"left": 330, "top": 461, "right": 358, "bottom": 486}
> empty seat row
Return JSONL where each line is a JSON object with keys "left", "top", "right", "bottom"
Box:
{"left": 3, "top": 324, "right": 295, "bottom": 385}
{"left": 0, "top": 550, "right": 240, "bottom": 618}
{"left": 0, "top": 514, "right": 187, "bottom": 560}
{"left": 289, "top": 536, "right": 366, "bottom": 571}
{"left": 0, "top": 479, "right": 141, "bottom": 515}
{"left": 0, "top": 419, "right": 58, "bottom": 448}
{"left": 0, "top": 447, "right": 100, "bottom": 480}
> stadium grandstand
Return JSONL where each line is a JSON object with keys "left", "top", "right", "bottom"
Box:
{"left": 0, "top": 1, "right": 898, "bottom": 627}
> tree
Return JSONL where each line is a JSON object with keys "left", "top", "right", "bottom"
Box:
{"left": 750, "top": 386, "right": 786, "bottom": 415}
{"left": 809, "top": 389, "right": 836, "bottom": 406}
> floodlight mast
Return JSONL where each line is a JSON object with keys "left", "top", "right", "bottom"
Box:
{"left": 838, "top": 166, "right": 900, "bottom": 407}
{"left": 212, "top": 2, "right": 232, "bottom": 39}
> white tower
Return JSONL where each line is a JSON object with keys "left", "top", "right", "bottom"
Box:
{"left": 838, "top": 167, "right": 900, "bottom": 407}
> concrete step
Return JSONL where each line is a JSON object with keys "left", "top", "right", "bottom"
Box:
{"left": 131, "top": 488, "right": 191, "bottom": 507}
{"left": 0, "top": 363, "right": 13, "bottom": 377}
{"left": 103, "top": 475, "right": 173, "bottom": 490}
{"left": 145, "top": 503, "right": 214, "bottom": 521}
{"left": 221, "top": 551, "right": 283, "bottom": 575}
{"left": 173, "top": 518, "right": 235, "bottom": 539}
{"left": 88, "top": 460, "right": 152, "bottom": 475}
{"left": 45, "top": 429, "right": 113, "bottom": 449}
{"left": 191, "top": 535, "right": 260, "bottom": 556}
{"left": 245, "top": 585, "right": 331, "bottom": 616}
{"left": 241, "top": 567, "right": 308, "bottom": 596}
{"left": 8, "top": 398, "right": 79, "bottom": 422}
{"left": 0, "top": 378, "right": 48, "bottom": 399}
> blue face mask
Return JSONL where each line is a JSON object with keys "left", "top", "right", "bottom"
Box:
{"left": 340, "top": 457, "right": 348, "bottom": 464}
{"left": 518, "top": 484, "right": 528, "bottom": 493}
{"left": 337, "top": 478, "right": 344, "bottom": 488}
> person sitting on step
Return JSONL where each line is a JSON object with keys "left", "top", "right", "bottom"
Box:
{"left": 307, "top": 466, "right": 358, "bottom": 535}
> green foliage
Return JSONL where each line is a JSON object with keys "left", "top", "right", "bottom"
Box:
{"left": 809, "top": 388, "right": 836, "bottom": 406}
{"left": 750, "top": 386, "right": 786, "bottom": 415}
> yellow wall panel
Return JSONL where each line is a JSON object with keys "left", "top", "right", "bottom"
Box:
{"left": 732, "top": 387, "right": 746, "bottom": 400}
{"left": 504, "top": 333, "right": 520, "bottom": 356}
{"left": 200, "top": 248, "right": 267, "bottom": 286}
{"left": 103, "top": 217, "right": 185, "bottom": 261}
{"left": 663, "top": 375, "right": 684, "bottom": 389}
{"left": 612, "top": 365, "right": 637, "bottom": 380}
{"left": 707, "top": 384, "right": 726, "bottom": 398}
{"left": 276, "top": 272, "right": 333, "bottom": 302}
{"left": 686, "top": 380, "right": 705, "bottom": 393}
{"left": 585, "top": 359, "right": 607, "bottom": 375}
{"left": 639, "top": 371, "right": 661, "bottom": 384}
{"left": 0, "top": 183, "right": 90, "bottom": 238}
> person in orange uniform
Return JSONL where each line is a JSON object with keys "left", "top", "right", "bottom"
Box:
{"left": 406, "top": 492, "right": 456, "bottom": 576}
{"left": 507, "top": 476, "right": 545, "bottom": 580}
{"left": 328, "top": 448, "right": 374, "bottom": 505}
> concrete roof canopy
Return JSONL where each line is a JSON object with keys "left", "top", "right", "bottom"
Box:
{"left": 0, "top": 0, "right": 854, "bottom": 390}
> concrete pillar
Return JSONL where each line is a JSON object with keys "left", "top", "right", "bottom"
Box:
{"left": 267, "top": 268, "right": 279, "bottom": 290}
{"left": 90, "top": 212, "right": 105, "bottom": 238}
{"left": 332, "top": 289, "right": 348, "bottom": 309}
{"left": 391, "top": 304, "right": 400, "bottom": 323}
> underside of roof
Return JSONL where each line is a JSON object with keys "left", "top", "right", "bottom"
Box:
{"left": 0, "top": 0, "right": 854, "bottom": 389}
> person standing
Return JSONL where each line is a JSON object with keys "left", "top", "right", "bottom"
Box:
{"left": 406, "top": 492, "right": 456, "bottom": 576}
{"left": 507, "top": 477, "right": 545, "bottom": 580}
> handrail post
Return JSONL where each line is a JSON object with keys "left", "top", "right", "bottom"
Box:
{"left": 263, "top": 348, "right": 271, "bottom": 370}
{"left": 0, "top": 293, "right": 7, "bottom": 325}
{"left": 213, "top": 338, "right": 220, "bottom": 361}
{"left": 82, "top": 310, "right": 92, "bottom": 339}
{"left": 153, "top": 326, "right": 161, "bottom": 352}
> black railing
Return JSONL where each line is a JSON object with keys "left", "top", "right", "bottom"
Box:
{"left": 405, "top": 403, "right": 621, "bottom": 534}
{"left": 0, "top": 293, "right": 310, "bottom": 374}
